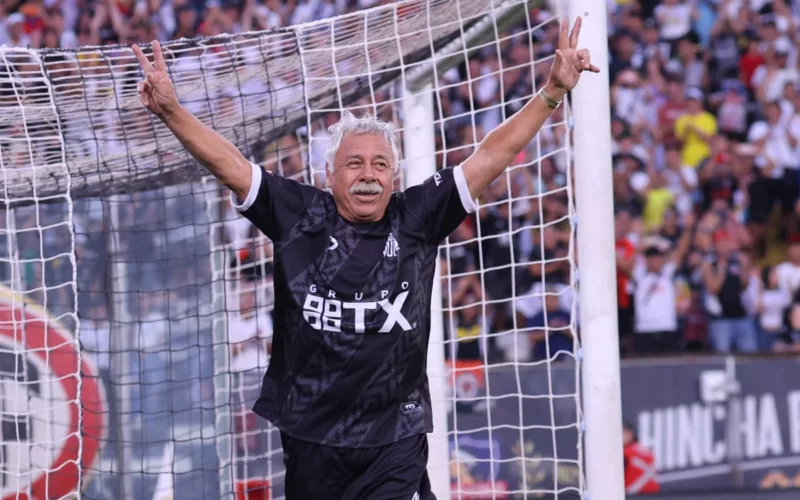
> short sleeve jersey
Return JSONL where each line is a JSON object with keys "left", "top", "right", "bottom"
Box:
{"left": 233, "top": 162, "right": 477, "bottom": 448}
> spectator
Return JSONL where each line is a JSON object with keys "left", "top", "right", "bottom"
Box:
{"left": 641, "top": 167, "right": 676, "bottom": 232}
{"left": 526, "top": 285, "right": 573, "bottom": 362}
{"left": 701, "top": 229, "right": 757, "bottom": 353}
{"left": 675, "top": 88, "right": 718, "bottom": 168}
{"left": 752, "top": 264, "right": 791, "bottom": 351}
{"left": 752, "top": 37, "right": 798, "bottom": 103}
{"left": 623, "top": 422, "right": 660, "bottom": 495}
{"left": 3, "top": 13, "right": 30, "bottom": 47}
{"left": 228, "top": 285, "right": 273, "bottom": 373}
{"left": 447, "top": 274, "right": 485, "bottom": 361}
{"left": 630, "top": 214, "right": 693, "bottom": 354}
{"left": 658, "top": 77, "right": 689, "bottom": 144}
{"left": 616, "top": 209, "right": 637, "bottom": 347}
{"left": 654, "top": 0, "right": 697, "bottom": 48}
{"left": 782, "top": 294, "right": 800, "bottom": 353}
{"left": 775, "top": 234, "right": 800, "bottom": 297}
{"left": 662, "top": 141, "right": 699, "bottom": 215}
{"left": 746, "top": 100, "right": 798, "bottom": 243}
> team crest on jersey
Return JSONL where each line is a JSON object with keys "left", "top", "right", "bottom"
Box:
{"left": 383, "top": 233, "right": 399, "bottom": 258}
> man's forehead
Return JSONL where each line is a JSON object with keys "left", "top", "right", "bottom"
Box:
{"left": 339, "top": 132, "right": 392, "bottom": 154}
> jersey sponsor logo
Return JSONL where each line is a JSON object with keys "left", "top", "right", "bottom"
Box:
{"left": 434, "top": 172, "right": 442, "bottom": 186}
{"left": 400, "top": 401, "right": 422, "bottom": 415}
{"left": 328, "top": 236, "right": 339, "bottom": 250}
{"left": 0, "top": 284, "right": 106, "bottom": 500}
{"left": 302, "top": 284, "right": 413, "bottom": 333}
{"left": 383, "top": 233, "right": 399, "bottom": 258}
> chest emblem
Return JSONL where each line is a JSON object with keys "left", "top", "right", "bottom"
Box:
{"left": 383, "top": 233, "right": 400, "bottom": 258}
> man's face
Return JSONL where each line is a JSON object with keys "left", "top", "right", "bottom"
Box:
{"left": 328, "top": 132, "right": 394, "bottom": 223}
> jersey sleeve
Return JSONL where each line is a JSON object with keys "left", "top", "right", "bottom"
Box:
{"left": 404, "top": 164, "right": 478, "bottom": 244}
{"left": 230, "top": 162, "right": 319, "bottom": 241}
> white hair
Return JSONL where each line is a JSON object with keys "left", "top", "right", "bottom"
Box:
{"left": 325, "top": 112, "right": 400, "bottom": 176}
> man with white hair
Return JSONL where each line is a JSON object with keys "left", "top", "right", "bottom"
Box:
{"left": 133, "top": 17, "right": 598, "bottom": 500}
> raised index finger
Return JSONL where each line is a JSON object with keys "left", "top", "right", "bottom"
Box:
{"left": 569, "top": 16, "right": 583, "bottom": 49}
{"left": 131, "top": 44, "right": 153, "bottom": 73}
{"left": 152, "top": 40, "right": 167, "bottom": 72}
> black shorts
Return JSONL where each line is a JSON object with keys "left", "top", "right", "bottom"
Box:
{"left": 279, "top": 432, "right": 435, "bottom": 500}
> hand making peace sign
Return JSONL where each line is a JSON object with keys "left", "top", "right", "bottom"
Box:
{"left": 132, "top": 41, "right": 179, "bottom": 118}
{"left": 547, "top": 17, "right": 600, "bottom": 97}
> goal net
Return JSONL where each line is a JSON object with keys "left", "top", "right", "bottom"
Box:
{"left": 0, "top": 0, "right": 587, "bottom": 498}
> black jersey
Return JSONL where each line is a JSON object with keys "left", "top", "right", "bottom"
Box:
{"left": 233, "top": 162, "right": 476, "bottom": 448}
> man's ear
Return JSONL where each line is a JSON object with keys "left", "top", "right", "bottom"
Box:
{"left": 325, "top": 164, "right": 332, "bottom": 189}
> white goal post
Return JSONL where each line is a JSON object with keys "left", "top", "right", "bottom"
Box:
{"left": 568, "top": 0, "right": 626, "bottom": 498}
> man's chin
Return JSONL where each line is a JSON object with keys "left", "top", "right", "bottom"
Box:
{"left": 349, "top": 194, "right": 386, "bottom": 221}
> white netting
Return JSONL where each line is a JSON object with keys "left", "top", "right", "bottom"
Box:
{"left": 206, "top": 1, "right": 584, "bottom": 499}
{"left": 0, "top": 0, "right": 490, "bottom": 202}
{"left": 0, "top": 0, "right": 585, "bottom": 498}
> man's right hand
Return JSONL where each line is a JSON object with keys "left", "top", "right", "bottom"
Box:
{"left": 132, "top": 40, "right": 179, "bottom": 118}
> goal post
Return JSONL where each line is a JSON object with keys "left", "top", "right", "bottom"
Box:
{"left": 567, "top": 0, "right": 626, "bottom": 498}
{"left": 401, "top": 83, "right": 450, "bottom": 498}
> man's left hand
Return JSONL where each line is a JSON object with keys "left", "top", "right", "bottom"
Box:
{"left": 546, "top": 17, "right": 600, "bottom": 99}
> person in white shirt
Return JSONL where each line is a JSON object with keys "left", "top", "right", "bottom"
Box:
{"left": 752, "top": 38, "right": 799, "bottom": 103}
{"left": 228, "top": 286, "right": 273, "bottom": 373}
{"left": 752, "top": 265, "right": 791, "bottom": 351}
{"left": 2, "top": 13, "right": 31, "bottom": 48}
{"left": 747, "top": 101, "right": 798, "bottom": 219}
{"left": 654, "top": 0, "right": 697, "bottom": 44}
{"left": 775, "top": 235, "right": 800, "bottom": 298}
{"left": 631, "top": 219, "right": 693, "bottom": 354}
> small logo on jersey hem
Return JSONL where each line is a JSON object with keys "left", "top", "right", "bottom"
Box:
{"left": 401, "top": 401, "right": 422, "bottom": 415}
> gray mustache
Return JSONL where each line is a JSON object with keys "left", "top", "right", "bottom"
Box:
{"left": 350, "top": 182, "right": 383, "bottom": 195}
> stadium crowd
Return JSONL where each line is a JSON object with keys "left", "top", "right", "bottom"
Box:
{"left": 444, "top": 0, "right": 800, "bottom": 365}
{"left": 604, "top": 0, "right": 800, "bottom": 359}
{"left": 3, "top": 0, "right": 800, "bottom": 372}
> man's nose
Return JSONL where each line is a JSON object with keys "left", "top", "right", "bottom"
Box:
{"left": 359, "top": 163, "right": 377, "bottom": 180}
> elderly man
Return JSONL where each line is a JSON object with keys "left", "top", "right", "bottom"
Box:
{"left": 133, "top": 17, "right": 598, "bottom": 500}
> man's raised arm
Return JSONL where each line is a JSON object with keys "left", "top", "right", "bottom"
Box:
{"left": 132, "top": 41, "right": 252, "bottom": 201}
{"left": 461, "top": 17, "right": 600, "bottom": 199}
